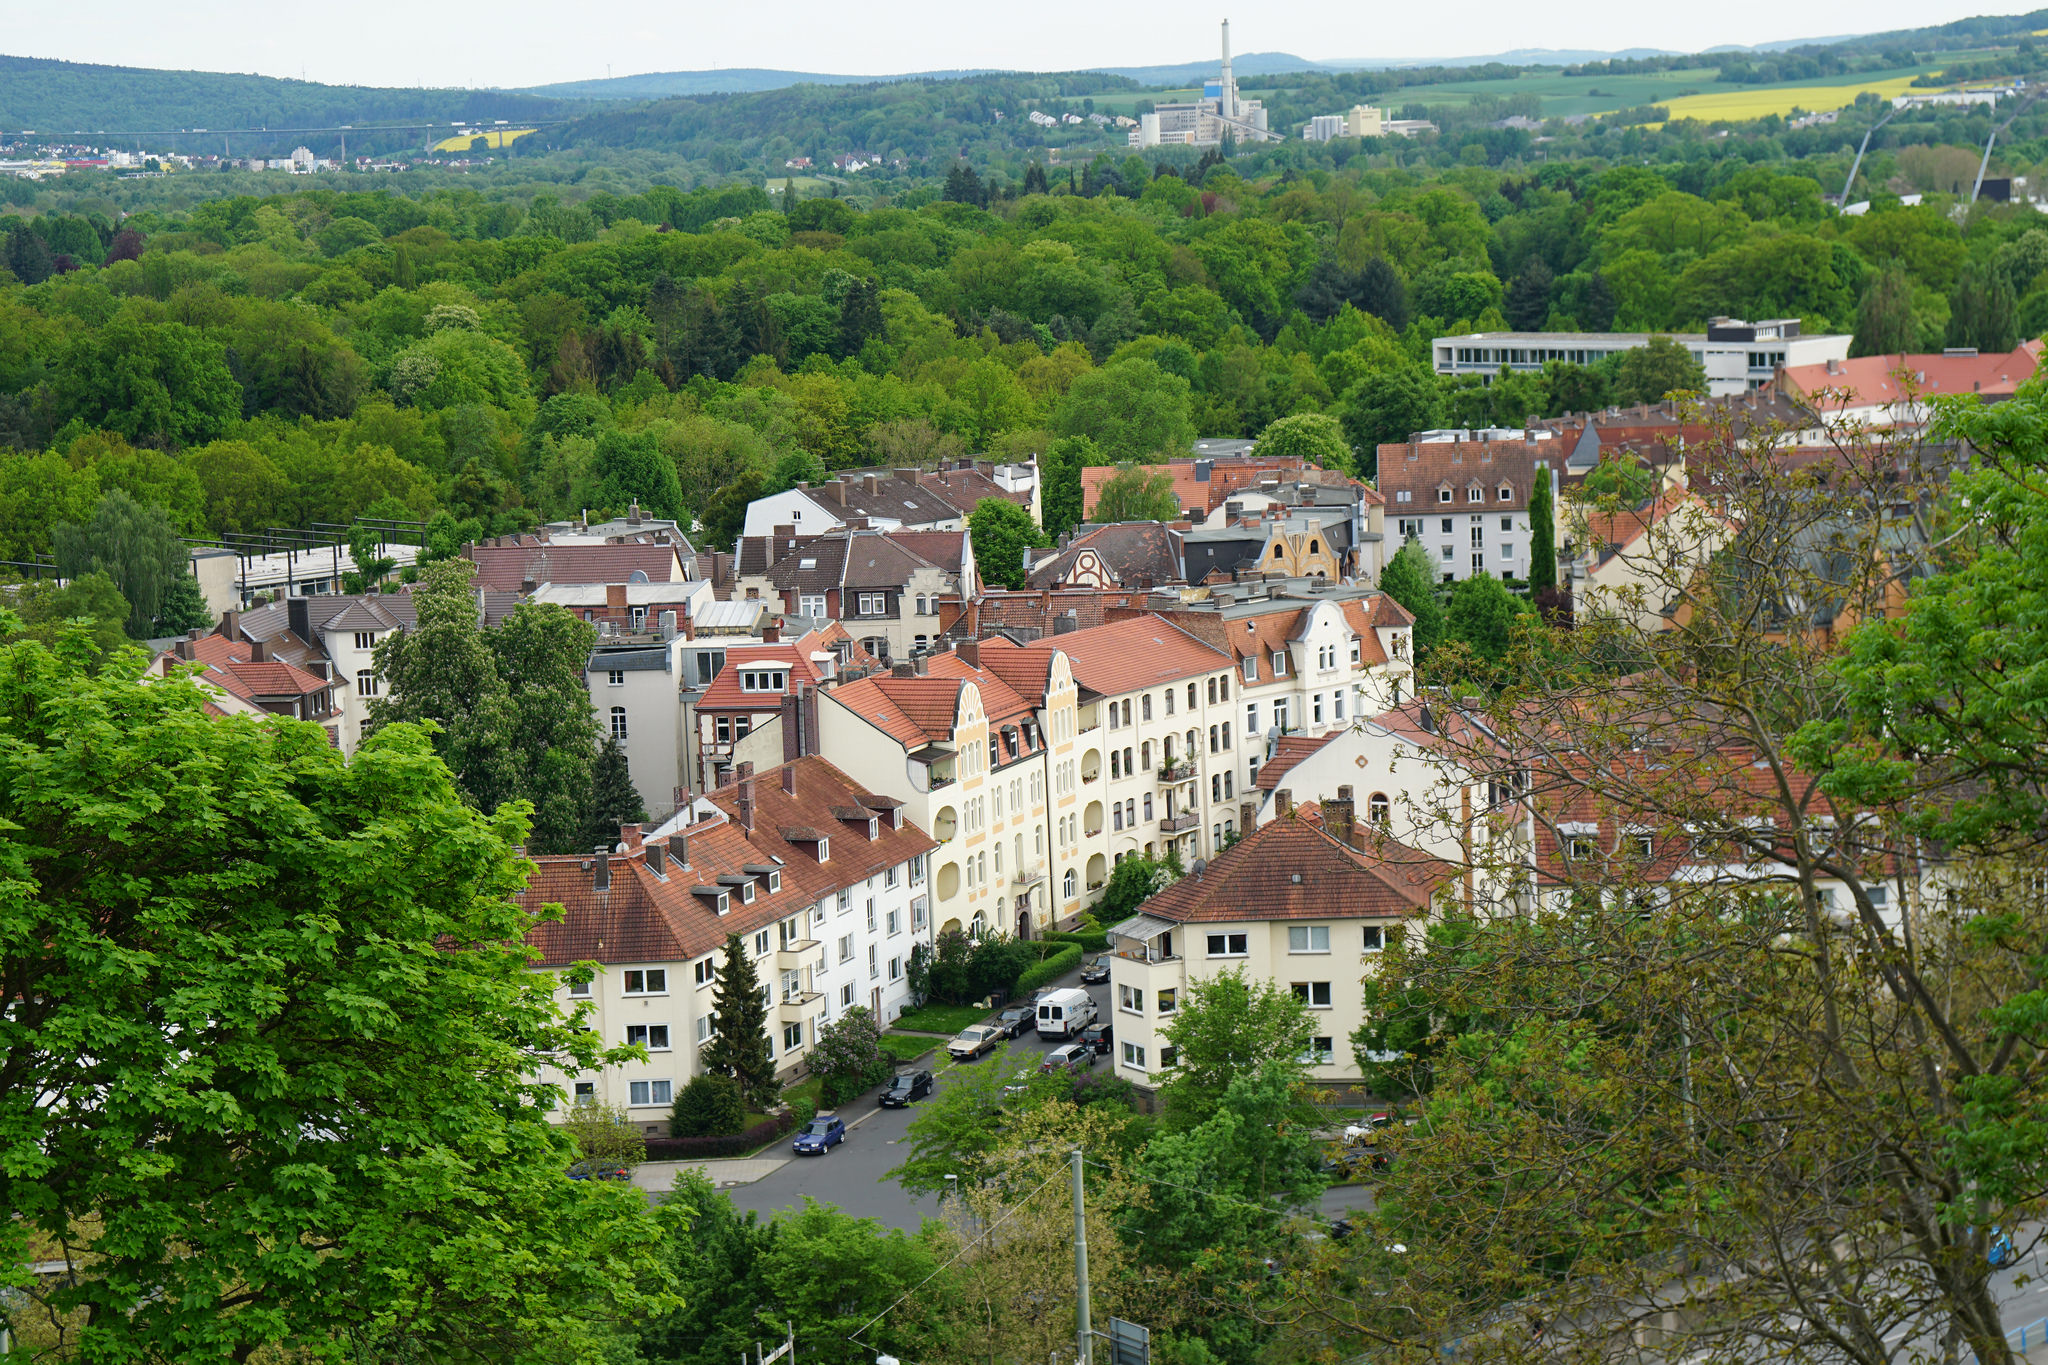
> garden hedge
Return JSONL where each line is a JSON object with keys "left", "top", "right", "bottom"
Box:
{"left": 642, "top": 1111, "right": 797, "bottom": 1161}
{"left": 1014, "top": 943, "right": 1083, "bottom": 994}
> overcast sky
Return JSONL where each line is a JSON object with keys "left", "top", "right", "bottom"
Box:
{"left": 11, "top": 0, "right": 2038, "bottom": 89}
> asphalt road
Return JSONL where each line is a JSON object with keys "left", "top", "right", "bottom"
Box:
{"left": 704, "top": 970, "right": 1382, "bottom": 1232}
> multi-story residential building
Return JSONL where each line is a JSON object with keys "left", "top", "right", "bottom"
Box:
{"left": 530, "top": 579, "right": 716, "bottom": 633}
{"left": 815, "top": 645, "right": 1077, "bottom": 939}
{"left": 153, "top": 630, "right": 344, "bottom": 744}
{"left": 1111, "top": 583, "right": 1416, "bottom": 803}
{"left": 1025, "top": 523, "right": 1187, "bottom": 591}
{"left": 996, "top": 616, "right": 1238, "bottom": 872}
{"left": 728, "top": 526, "right": 973, "bottom": 663}
{"left": 1431, "top": 319, "right": 1851, "bottom": 398}
{"left": 1774, "top": 341, "right": 2043, "bottom": 432}
{"left": 740, "top": 460, "right": 1041, "bottom": 539}
{"left": 523, "top": 756, "right": 938, "bottom": 1131}
{"left": 1102, "top": 793, "right": 1450, "bottom": 1091}
{"left": 1375, "top": 435, "right": 1563, "bottom": 585}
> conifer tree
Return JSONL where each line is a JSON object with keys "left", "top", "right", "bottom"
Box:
{"left": 701, "top": 933, "right": 777, "bottom": 1108}
{"left": 584, "top": 738, "right": 647, "bottom": 851}
{"left": 156, "top": 573, "right": 215, "bottom": 635}
{"left": 1528, "top": 465, "right": 1557, "bottom": 595}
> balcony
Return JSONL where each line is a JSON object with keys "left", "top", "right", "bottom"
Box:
{"left": 1012, "top": 862, "right": 1047, "bottom": 888}
{"left": 775, "top": 937, "right": 819, "bottom": 959}
{"left": 1159, "top": 811, "right": 1198, "bottom": 833}
{"left": 777, "top": 990, "right": 822, "bottom": 1020}
{"left": 1157, "top": 759, "right": 1197, "bottom": 785}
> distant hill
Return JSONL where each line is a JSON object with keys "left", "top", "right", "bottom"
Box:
{"left": 0, "top": 54, "right": 576, "bottom": 148}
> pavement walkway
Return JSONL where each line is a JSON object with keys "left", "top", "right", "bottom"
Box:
{"left": 631, "top": 1156, "right": 788, "bottom": 1193}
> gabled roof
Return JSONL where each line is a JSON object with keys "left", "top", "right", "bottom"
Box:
{"left": 1026, "top": 523, "right": 1184, "bottom": 590}
{"left": 465, "top": 541, "right": 685, "bottom": 591}
{"left": 1374, "top": 439, "right": 1556, "bottom": 510}
{"left": 1004, "top": 614, "right": 1229, "bottom": 694}
{"left": 925, "top": 650, "right": 1036, "bottom": 726}
{"left": 1129, "top": 807, "right": 1449, "bottom": 923}
{"left": 887, "top": 530, "right": 970, "bottom": 575}
{"left": 1776, "top": 342, "right": 2043, "bottom": 415}
{"left": 826, "top": 673, "right": 967, "bottom": 747}
{"left": 708, "top": 756, "right": 937, "bottom": 897}
{"left": 695, "top": 641, "right": 829, "bottom": 711}
{"left": 942, "top": 588, "right": 1149, "bottom": 641}
{"left": 1256, "top": 732, "right": 1339, "bottom": 791}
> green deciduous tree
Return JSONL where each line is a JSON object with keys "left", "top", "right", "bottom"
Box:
{"left": 1852, "top": 263, "right": 1920, "bottom": 357}
{"left": 702, "top": 932, "right": 777, "bottom": 1108}
{"left": 155, "top": 571, "right": 215, "bottom": 634}
{"left": 559, "top": 1101, "right": 649, "bottom": 1169}
{"left": 1610, "top": 334, "right": 1706, "bottom": 406}
{"left": 669, "top": 1072, "right": 747, "bottom": 1137}
{"left": 487, "top": 599, "right": 602, "bottom": 855}
{"left": 51, "top": 489, "right": 193, "bottom": 638}
{"left": 1338, "top": 368, "right": 1444, "bottom": 480}
{"left": 1090, "top": 463, "right": 1182, "bottom": 524}
{"left": 1156, "top": 967, "right": 1316, "bottom": 1126}
{"left": 588, "top": 429, "right": 685, "bottom": 522}
{"left": 886, "top": 1051, "right": 1036, "bottom": 1195}
{"left": 0, "top": 628, "right": 670, "bottom": 1362}
{"left": 968, "top": 496, "right": 1050, "bottom": 590}
{"left": 2, "top": 571, "right": 132, "bottom": 660}
{"left": 1051, "top": 358, "right": 1195, "bottom": 461}
{"left": 56, "top": 317, "right": 241, "bottom": 449}
{"left": 1444, "top": 571, "right": 1531, "bottom": 666}
{"left": 1376, "top": 539, "right": 1446, "bottom": 659}
{"left": 808, "top": 1005, "right": 892, "bottom": 1107}
{"left": 1040, "top": 433, "right": 1097, "bottom": 538}
{"left": 1255, "top": 411, "right": 1351, "bottom": 473}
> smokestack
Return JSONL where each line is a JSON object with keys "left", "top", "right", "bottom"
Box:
{"left": 1219, "top": 18, "right": 1235, "bottom": 121}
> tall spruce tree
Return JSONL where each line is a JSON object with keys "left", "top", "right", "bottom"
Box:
{"left": 1378, "top": 539, "right": 1446, "bottom": 659}
{"left": 1528, "top": 465, "right": 1557, "bottom": 595}
{"left": 702, "top": 933, "right": 777, "bottom": 1108}
{"left": 584, "top": 738, "right": 647, "bottom": 851}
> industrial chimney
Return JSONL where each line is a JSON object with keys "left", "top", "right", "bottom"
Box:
{"left": 1219, "top": 19, "right": 1236, "bottom": 122}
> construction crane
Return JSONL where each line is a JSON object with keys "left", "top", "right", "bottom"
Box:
{"left": 1972, "top": 82, "right": 2044, "bottom": 203}
{"left": 1838, "top": 104, "right": 1898, "bottom": 206}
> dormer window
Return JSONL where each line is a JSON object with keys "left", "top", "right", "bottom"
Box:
{"left": 740, "top": 670, "right": 787, "bottom": 693}
{"left": 817, "top": 838, "right": 830, "bottom": 862}
{"left": 1438, "top": 487, "right": 1453, "bottom": 503}
{"left": 1498, "top": 484, "right": 1513, "bottom": 501}
{"left": 741, "top": 881, "right": 756, "bottom": 903}
{"left": 1467, "top": 485, "right": 1484, "bottom": 503}
{"left": 716, "top": 893, "right": 729, "bottom": 914}
{"left": 768, "top": 870, "right": 782, "bottom": 892}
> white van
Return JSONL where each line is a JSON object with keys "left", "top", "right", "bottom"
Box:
{"left": 1036, "top": 987, "right": 1097, "bottom": 1039}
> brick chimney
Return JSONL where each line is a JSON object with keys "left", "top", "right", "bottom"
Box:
{"left": 645, "top": 841, "right": 666, "bottom": 876}
{"left": 620, "top": 823, "right": 644, "bottom": 851}
{"left": 669, "top": 830, "right": 690, "bottom": 870}
{"left": 1325, "top": 787, "right": 1355, "bottom": 848}
{"left": 736, "top": 762, "right": 755, "bottom": 832}
{"left": 1276, "top": 789, "right": 1293, "bottom": 818}
{"left": 250, "top": 639, "right": 270, "bottom": 662}
{"left": 862, "top": 473, "right": 882, "bottom": 497}
{"left": 592, "top": 846, "right": 611, "bottom": 892}
{"left": 781, "top": 763, "right": 797, "bottom": 796}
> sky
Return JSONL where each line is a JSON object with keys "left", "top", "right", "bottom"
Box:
{"left": 8, "top": 0, "right": 2039, "bottom": 89}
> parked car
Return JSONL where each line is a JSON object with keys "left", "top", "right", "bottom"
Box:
{"left": 566, "top": 1159, "right": 630, "bottom": 1182}
{"left": 792, "top": 1114, "right": 846, "bottom": 1155}
{"left": 1079, "top": 1020, "right": 1114, "bottom": 1055}
{"left": 1040, "top": 1042, "right": 1098, "bottom": 1074}
{"left": 1990, "top": 1226, "right": 2017, "bottom": 1269}
{"left": 996, "top": 1003, "right": 1037, "bottom": 1038}
{"left": 878, "top": 1069, "right": 936, "bottom": 1107}
{"left": 948, "top": 1024, "right": 1003, "bottom": 1061}
{"left": 1321, "top": 1144, "right": 1385, "bottom": 1181}
{"left": 1078, "top": 956, "right": 1111, "bottom": 985}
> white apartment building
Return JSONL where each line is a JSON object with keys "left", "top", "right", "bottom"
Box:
{"left": 526, "top": 757, "right": 938, "bottom": 1130}
{"left": 1431, "top": 319, "right": 1851, "bottom": 398}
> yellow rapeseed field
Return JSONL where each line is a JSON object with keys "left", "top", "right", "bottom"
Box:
{"left": 432, "top": 127, "right": 537, "bottom": 153}
{"left": 1655, "top": 77, "right": 1923, "bottom": 123}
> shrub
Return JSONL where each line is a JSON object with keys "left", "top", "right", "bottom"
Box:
{"left": 1043, "top": 928, "right": 1110, "bottom": 953}
{"left": 668, "top": 1072, "right": 747, "bottom": 1138}
{"left": 1016, "top": 943, "right": 1084, "bottom": 994}
{"left": 643, "top": 1112, "right": 797, "bottom": 1161}
{"left": 560, "top": 1102, "right": 648, "bottom": 1168}
{"left": 811, "top": 1006, "right": 894, "bottom": 1108}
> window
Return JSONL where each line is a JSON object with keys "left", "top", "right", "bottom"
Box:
{"left": 1472, "top": 553, "right": 1484, "bottom": 572}
{"left": 623, "top": 969, "right": 667, "bottom": 995}
{"left": 858, "top": 593, "right": 886, "bottom": 616}
{"left": 353, "top": 631, "right": 377, "bottom": 651}
{"left": 1273, "top": 700, "right": 1289, "bottom": 731}
{"left": 866, "top": 899, "right": 877, "bottom": 931}
{"left": 1498, "top": 485, "right": 1512, "bottom": 501}
{"left": 1292, "top": 981, "right": 1334, "bottom": 1008}
{"left": 1245, "top": 702, "right": 1258, "bottom": 736}
{"left": 1271, "top": 651, "right": 1286, "bottom": 676}
{"left": 631, "top": 607, "right": 647, "bottom": 630}
{"left": 1363, "top": 925, "right": 1385, "bottom": 952}
{"left": 839, "top": 934, "right": 854, "bottom": 963}
{"left": 1164, "top": 689, "right": 1175, "bottom": 715}
{"left": 1501, "top": 516, "right": 1514, "bottom": 531}
{"left": 1141, "top": 694, "right": 1152, "bottom": 721}
{"left": 1119, "top": 984, "right": 1144, "bottom": 1013}
{"left": 626, "top": 1023, "right": 671, "bottom": 1050}
{"left": 1468, "top": 486, "right": 1484, "bottom": 504}
{"left": 695, "top": 1017, "right": 710, "bottom": 1043}
{"left": 1121, "top": 1042, "right": 1147, "bottom": 1068}
{"left": 1565, "top": 835, "right": 1598, "bottom": 862}
{"left": 1063, "top": 868, "right": 1077, "bottom": 898}
{"left": 869, "top": 945, "right": 879, "bottom": 978}
{"left": 885, "top": 864, "right": 899, "bottom": 888}
{"left": 1287, "top": 925, "right": 1330, "bottom": 953}
{"left": 610, "top": 707, "right": 628, "bottom": 739}
{"left": 1308, "top": 1037, "right": 1334, "bottom": 1064}
{"left": 799, "top": 593, "right": 826, "bottom": 617}
{"left": 607, "top": 669, "right": 625, "bottom": 687}
{"left": 889, "top": 955, "right": 902, "bottom": 980}
{"left": 1500, "top": 543, "right": 1514, "bottom": 560}
{"left": 1206, "top": 932, "right": 1249, "bottom": 957}
{"left": 838, "top": 888, "right": 852, "bottom": 914}
{"left": 1438, "top": 488, "right": 1453, "bottom": 503}
{"left": 1142, "top": 794, "right": 1153, "bottom": 820}
{"left": 694, "top": 958, "right": 718, "bottom": 986}
{"left": 628, "top": 1079, "right": 673, "bottom": 1106}
{"left": 1242, "top": 656, "right": 1258, "bottom": 682}
{"left": 1141, "top": 741, "right": 1152, "bottom": 771}
{"left": 1333, "top": 691, "right": 1345, "bottom": 721}
{"left": 573, "top": 1081, "right": 596, "bottom": 1105}
{"left": 886, "top": 908, "right": 900, "bottom": 935}
{"left": 1396, "top": 490, "right": 1412, "bottom": 503}
{"left": 1633, "top": 834, "right": 1656, "bottom": 861}
{"left": 911, "top": 854, "right": 924, "bottom": 884}
{"left": 740, "top": 881, "right": 755, "bottom": 904}
{"left": 784, "top": 1022, "right": 805, "bottom": 1050}
{"left": 1159, "top": 1045, "right": 1178, "bottom": 1068}
{"left": 1442, "top": 545, "right": 1455, "bottom": 561}
{"left": 1368, "top": 792, "right": 1390, "bottom": 826}
{"left": 1157, "top": 987, "right": 1177, "bottom": 1013}
{"left": 567, "top": 975, "right": 591, "bottom": 998}
{"left": 740, "top": 670, "right": 787, "bottom": 693}
{"left": 715, "top": 716, "right": 732, "bottom": 743}
{"left": 356, "top": 669, "right": 378, "bottom": 697}
{"left": 841, "top": 982, "right": 855, "bottom": 1007}
{"left": 1312, "top": 694, "right": 1323, "bottom": 724}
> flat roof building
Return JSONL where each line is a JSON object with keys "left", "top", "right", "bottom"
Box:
{"left": 1432, "top": 319, "right": 1850, "bottom": 398}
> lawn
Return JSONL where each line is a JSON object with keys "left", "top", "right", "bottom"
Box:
{"left": 879, "top": 1034, "right": 936, "bottom": 1064}
{"left": 891, "top": 1002, "right": 992, "bottom": 1035}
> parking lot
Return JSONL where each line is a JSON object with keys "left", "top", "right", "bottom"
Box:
{"left": 647, "top": 968, "right": 1379, "bottom": 1230}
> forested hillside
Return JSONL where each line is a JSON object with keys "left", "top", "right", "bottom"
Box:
{"left": 2, "top": 152, "right": 2043, "bottom": 581}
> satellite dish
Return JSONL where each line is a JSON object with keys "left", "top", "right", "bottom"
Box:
{"left": 1191, "top": 859, "right": 1208, "bottom": 876}
{"left": 627, "top": 569, "right": 650, "bottom": 583}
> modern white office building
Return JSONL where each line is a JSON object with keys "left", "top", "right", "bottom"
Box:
{"left": 1431, "top": 319, "right": 1851, "bottom": 398}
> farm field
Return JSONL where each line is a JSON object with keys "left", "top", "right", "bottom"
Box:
{"left": 430, "top": 127, "right": 535, "bottom": 152}
{"left": 1658, "top": 75, "right": 1923, "bottom": 122}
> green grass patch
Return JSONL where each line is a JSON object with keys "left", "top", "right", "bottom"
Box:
{"left": 879, "top": 1034, "right": 935, "bottom": 1065}
{"left": 891, "top": 1002, "right": 992, "bottom": 1035}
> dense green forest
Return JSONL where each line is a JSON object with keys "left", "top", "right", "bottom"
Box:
{"left": 6, "top": 134, "right": 2048, "bottom": 590}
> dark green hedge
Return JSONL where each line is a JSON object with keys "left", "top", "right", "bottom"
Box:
{"left": 1015, "top": 943, "right": 1084, "bottom": 994}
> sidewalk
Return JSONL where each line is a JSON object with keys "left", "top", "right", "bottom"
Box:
{"left": 632, "top": 1156, "right": 788, "bottom": 1194}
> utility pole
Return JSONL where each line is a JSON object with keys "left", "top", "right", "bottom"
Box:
{"left": 1072, "top": 1148, "right": 1092, "bottom": 1365}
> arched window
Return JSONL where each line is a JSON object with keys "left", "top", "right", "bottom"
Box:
{"left": 609, "top": 706, "right": 628, "bottom": 739}
{"left": 1142, "top": 794, "right": 1154, "bottom": 820}
{"left": 1141, "top": 741, "right": 1152, "bottom": 770}
{"left": 1368, "top": 792, "right": 1390, "bottom": 826}
{"left": 1141, "top": 694, "right": 1153, "bottom": 721}
{"left": 1113, "top": 804, "right": 1124, "bottom": 831}
{"left": 1063, "top": 869, "right": 1077, "bottom": 898}
{"left": 1111, "top": 751, "right": 1122, "bottom": 779}
{"left": 1272, "top": 543, "right": 1285, "bottom": 558}
{"left": 971, "top": 911, "right": 987, "bottom": 941}
{"left": 1308, "top": 539, "right": 1320, "bottom": 554}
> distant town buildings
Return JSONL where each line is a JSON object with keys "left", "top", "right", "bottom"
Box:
{"left": 1129, "top": 20, "right": 1280, "bottom": 148}
{"left": 1300, "top": 105, "right": 1435, "bottom": 142}
{"left": 1431, "top": 319, "right": 1852, "bottom": 398}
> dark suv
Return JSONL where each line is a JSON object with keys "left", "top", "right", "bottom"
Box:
{"left": 1079, "top": 1020, "right": 1114, "bottom": 1055}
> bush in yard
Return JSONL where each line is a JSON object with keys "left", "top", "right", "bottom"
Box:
{"left": 1015, "top": 943, "right": 1083, "bottom": 994}
{"left": 668, "top": 1072, "right": 747, "bottom": 1138}
{"left": 810, "top": 1005, "right": 893, "bottom": 1107}
{"left": 560, "top": 1102, "right": 648, "bottom": 1169}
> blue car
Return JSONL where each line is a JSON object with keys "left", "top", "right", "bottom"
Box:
{"left": 1990, "top": 1227, "right": 2017, "bottom": 1269}
{"left": 792, "top": 1114, "right": 846, "bottom": 1155}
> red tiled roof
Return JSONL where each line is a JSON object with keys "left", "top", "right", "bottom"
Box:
{"left": 1256, "top": 733, "right": 1337, "bottom": 791}
{"left": 825, "top": 673, "right": 966, "bottom": 746}
{"left": 1777, "top": 342, "right": 2042, "bottom": 414}
{"left": 1004, "top": 615, "right": 1229, "bottom": 695}
{"left": 1374, "top": 439, "right": 1555, "bottom": 512}
{"left": 1081, "top": 456, "right": 1318, "bottom": 519}
{"left": 695, "top": 644, "right": 828, "bottom": 711}
{"left": 1132, "top": 808, "right": 1450, "bottom": 923}
{"left": 466, "top": 542, "right": 685, "bottom": 590}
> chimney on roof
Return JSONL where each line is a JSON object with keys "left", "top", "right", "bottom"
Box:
{"left": 250, "top": 639, "right": 270, "bottom": 662}
{"left": 782, "top": 764, "right": 797, "bottom": 796}
{"left": 627, "top": 501, "right": 643, "bottom": 527}
{"left": 824, "top": 480, "right": 848, "bottom": 506}
{"left": 892, "top": 661, "right": 915, "bottom": 677}
{"left": 521, "top": 578, "right": 537, "bottom": 595}
{"left": 620, "top": 823, "right": 643, "bottom": 850}
{"left": 862, "top": 473, "right": 882, "bottom": 496}
{"left": 593, "top": 846, "right": 612, "bottom": 892}
{"left": 646, "top": 840, "right": 666, "bottom": 876}
{"left": 1325, "top": 791, "right": 1355, "bottom": 847}
{"left": 174, "top": 638, "right": 195, "bottom": 661}
{"left": 1826, "top": 358, "right": 1841, "bottom": 375}
{"left": 1276, "top": 789, "right": 1293, "bottom": 818}
{"left": 955, "top": 639, "right": 980, "bottom": 668}
{"left": 736, "top": 766, "right": 756, "bottom": 833}
{"left": 219, "top": 609, "right": 241, "bottom": 640}
{"left": 670, "top": 830, "right": 690, "bottom": 870}
{"left": 306, "top": 660, "right": 330, "bottom": 681}
{"left": 763, "top": 622, "right": 781, "bottom": 644}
